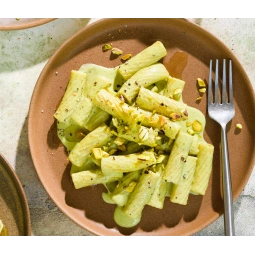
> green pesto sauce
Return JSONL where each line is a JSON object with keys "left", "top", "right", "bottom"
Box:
{"left": 102, "top": 192, "right": 116, "bottom": 204}
{"left": 57, "top": 121, "right": 77, "bottom": 152}
{"left": 179, "top": 106, "right": 206, "bottom": 143}
{"left": 56, "top": 63, "right": 207, "bottom": 228}
{"left": 114, "top": 206, "right": 141, "bottom": 228}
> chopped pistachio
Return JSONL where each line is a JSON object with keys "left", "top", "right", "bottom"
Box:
{"left": 151, "top": 86, "right": 159, "bottom": 93}
{"left": 111, "top": 47, "right": 123, "bottom": 55}
{"left": 173, "top": 88, "right": 182, "bottom": 100}
{"left": 137, "top": 155, "right": 151, "bottom": 161}
{"left": 156, "top": 154, "right": 166, "bottom": 163}
{"left": 102, "top": 152, "right": 110, "bottom": 158}
{"left": 197, "top": 78, "right": 206, "bottom": 87}
{"left": 192, "top": 120, "right": 203, "bottom": 132}
{"left": 236, "top": 123, "right": 242, "bottom": 130}
{"left": 102, "top": 44, "right": 112, "bottom": 51}
{"left": 196, "top": 96, "right": 203, "bottom": 101}
{"left": 199, "top": 88, "right": 206, "bottom": 93}
{"left": 121, "top": 53, "right": 132, "bottom": 61}
{"left": 169, "top": 113, "right": 180, "bottom": 121}
{"left": 187, "top": 129, "right": 195, "bottom": 135}
{"left": 125, "top": 181, "right": 137, "bottom": 192}
{"left": 186, "top": 121, "right": 192, "bottom": 127}
{"left": 181, "top": 109, "right": 189, "bottom": 120}
{"left": 114, "top": 137, "right": 125, "bottom": 146}
{"left": 92, "top": 148, "right": 103, "bottom": 159}
{"left": 139, "top": 127, "right": 149, "bottom": 142}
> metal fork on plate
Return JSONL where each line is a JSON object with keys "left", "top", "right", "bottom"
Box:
{"left": 208, "top": 59, "right": 235, "bottom": 236}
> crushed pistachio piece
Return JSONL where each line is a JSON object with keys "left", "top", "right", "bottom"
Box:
{"left": 156, "top": 154, "right": 166, "bottom": 164}
{"left": 92, "top": 148, "right": 103, "bottom": 159}
{"left": 121, "top": 53, "right": 132, "bottom": 61}
{"left": 197, "top": 78, "right": 206, "bottom": 87}
{"left": 125, "top": 181, "right": 137, "bottom": 192}
{"left": 169, "top": 113, "right": 181, "bottom": 121}
{"left": 173, "top": 88, "right": 182, "bottom": 100}
{"left": 236, "top": 123, "right": 242, "bottom": 130}
{"left": 186, "top": 121, "right": 192, "bottom": 127}
{"left": 151, "top": 86, "right": 159, "bottom": 93}
{"left": 102, "top": 44, "right": 112, "bottom": 51}
{"left": 114, "top": 137, "right": 126, "bottom": 146}
{"left": 137, "top": 155, "right": 151, "bottom": 161}
{"left": 192, "top": 120, "right": 203, "bottom": 132}
{"left": 187, "top": 129, "right": 195, "bottom": 135}
{"left": 103, "top": 151, "right": 110, "bottom": 157}
{"left": 139, "top": 127, "right": 149, "bottom": 142}
{"left": 199, "top": 88, "right": 206, "bottom": 93}
{"left": 196, "top": 96, "right": 203, "bottom": 101}
{"left": 111, "top": 47, "right": 123, "bottom": 55}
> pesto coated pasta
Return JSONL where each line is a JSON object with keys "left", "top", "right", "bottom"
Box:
{"left": 54, "top": 41, "right": 214, "bottom": 228}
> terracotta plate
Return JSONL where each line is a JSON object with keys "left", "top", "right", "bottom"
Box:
{"left": 0, "top": 154, "right": 31, "bottom": 236}
{"left": 0, "top": 18, "right": 55, "bottom": 30}
{"left": 28, "top": 18, "right": 255, "bottom": 236}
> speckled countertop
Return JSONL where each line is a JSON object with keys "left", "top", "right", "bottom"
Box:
{"left": 0, "top": 18, "right": 254, "bottom": 236}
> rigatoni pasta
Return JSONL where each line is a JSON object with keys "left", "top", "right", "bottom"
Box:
{"left": 54, "top": 40, "right": 214, "bottom": 228}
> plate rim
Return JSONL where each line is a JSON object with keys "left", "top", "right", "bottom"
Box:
{"left": 28, "top": 18, "right": 255, "bottom": 236}
{"left": 0, "top": 153, "right": 32, "bottom": 236}
{"left": 0, "top": 18, "right": 55, "bottom": 31}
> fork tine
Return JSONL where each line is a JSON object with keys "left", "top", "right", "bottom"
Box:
{"left": 208, "top": 60, "right": 213, "bottom": 105}
{"left": 214, "top": 59, "right": 219, "bottom": 104}
{"left": 222, "top": 59, "right": 227, "bottom": 103}
{"left": 229, "top": 60, "right": 233, "bottom": 104}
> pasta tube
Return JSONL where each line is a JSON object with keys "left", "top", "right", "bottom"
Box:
{"left": 121, "top": 141, "right": 145, "bottom": 155}
{"left": 69, "top": 124, "right": 114, "bottom": 167}
{"left": 70, "top": 156, "right": 98, "bottom": 174}
{"left": 101, "top": 151, "right": 157, "bottom": 174}
{"left": 140, "top": 109, "right": 181, "bottom": 139}
{"left": 71, "top": 169, "right": 123, "bottom": 189}
{"left": 170, "top": 156, "right": 197, "bottom": 205}
{"left": 136, "top": 87, "right": 188, "bottom": 120}
{"left": 79, "top": 63, "right": 118, "bottom": 96}
{"left": 112, "top": 118, "right": 158, "bottom": 147}
{"left": 190, "top": 143, "right": 214, "bottom": 195}
{"left": 111, "top": 170, "right": 141, "bottom": 206}
{"left": 163, "top": 76, "right": 185, "bottom": 100}
{"left": 123, "top": 168, "right": 161, "bottom": 219}
{"left": 93, "top": 89, "right": 180, "bottom": 139}
{"left": 118, "top": 41, "right": 167, "bottom": 80}
{"left": 118, "top": 63, "right": 169, "bottom": 103}
{"left": 163, "top": 132, "right": 194, "bottom": 184}
{"left": 147, "top": 155, "right": 169, "bottom": 209}
{"left": 83, "top": 106, "right": 110, "bottom": 131}
{"left": 54, "top": 70, "right": 86, "bottom": 123}
{"left": 70, "top": 96, "right": 93, "bottom": 127}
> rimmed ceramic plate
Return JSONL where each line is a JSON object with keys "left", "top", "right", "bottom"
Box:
{"left": 0, "top": 18, "right": 55, "bottom": 30}
{"left": 0, "top": 154, "right": 31, "bottom": 236}
{"left": 28, "top": 18, "right": 255, "bottom": 236}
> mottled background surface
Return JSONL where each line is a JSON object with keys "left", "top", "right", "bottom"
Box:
{"left": 0, "top": 18, "right": 254, "bottom": 236}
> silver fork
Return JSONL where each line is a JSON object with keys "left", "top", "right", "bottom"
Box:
{"left": 208, "top": 59, "right": 235, "bottom": 236}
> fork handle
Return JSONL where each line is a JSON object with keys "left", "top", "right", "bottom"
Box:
{"left": 221, "top": 127, "right": 235, "bottom": 236}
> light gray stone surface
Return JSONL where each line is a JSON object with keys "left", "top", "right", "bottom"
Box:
{"left": 0, "top": 18, "right": 254, "bottom": 236}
